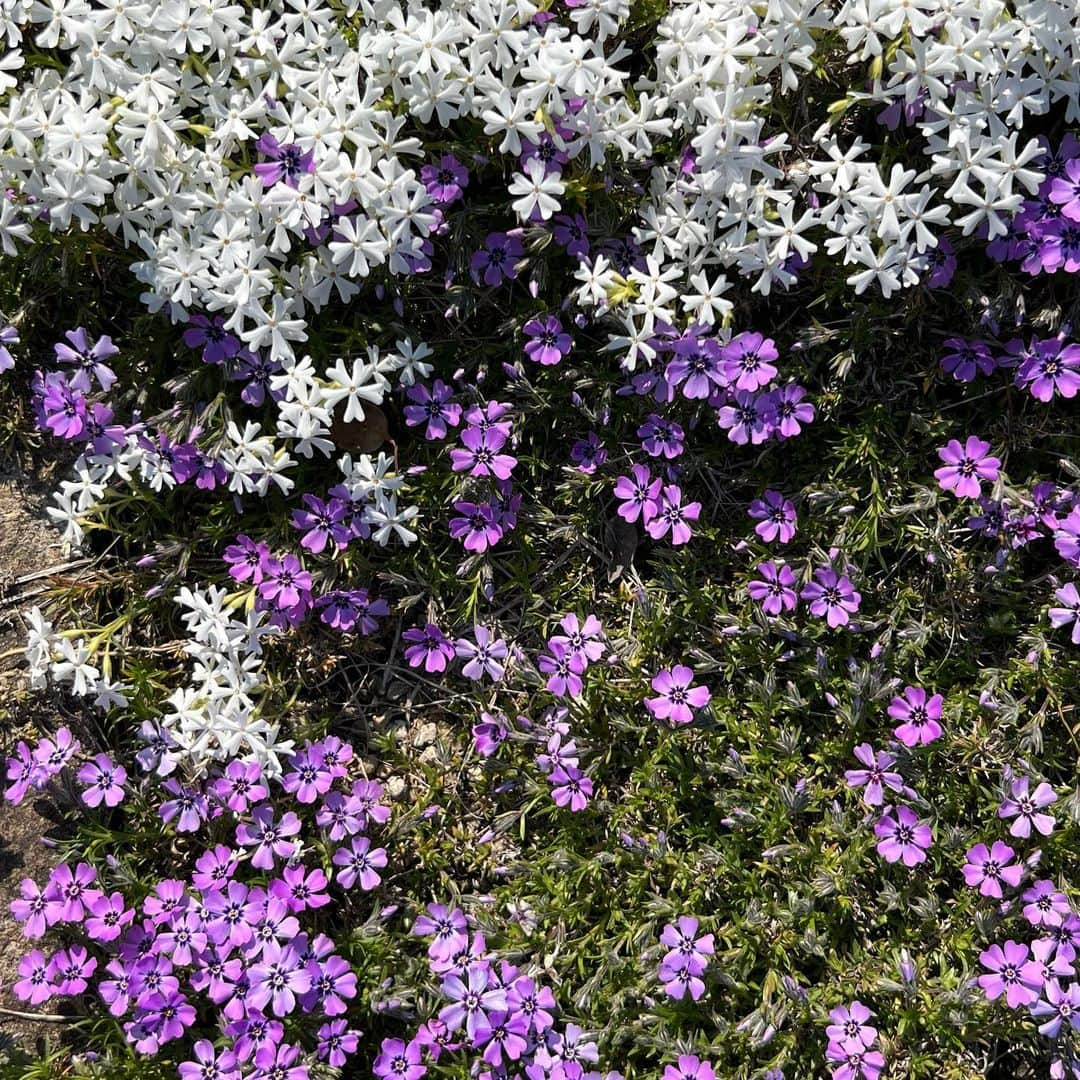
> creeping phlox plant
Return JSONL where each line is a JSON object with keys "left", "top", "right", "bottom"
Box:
{"left": 1, "top": 0, "right": 1080, "bottom": 1078}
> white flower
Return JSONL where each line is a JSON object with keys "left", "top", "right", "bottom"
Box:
{"left": 508, "top": 158, "right": 565, "bottom": 222}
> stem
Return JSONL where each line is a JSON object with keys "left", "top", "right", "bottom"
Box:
{"left": 0, "top": 1004, "right": 78, "bottom": 1023}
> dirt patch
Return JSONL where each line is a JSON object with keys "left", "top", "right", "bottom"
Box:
{"left": 0, "top": 468, "right": 70, "bottom": 1057}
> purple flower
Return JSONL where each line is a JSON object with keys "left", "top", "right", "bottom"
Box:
{"left": 44, "top": 862, "right": 96, "bottom": 924}
{"left": 1032, "top": 979, "right": 1080, "bottom": 1038}
{"left": 403, "top": 380, "right": 461, "bottom": 441}
{"left": 962, "top": 840, "right": 1024, "bottom": 898}
{"left": 472, "top": 712, "right": 509, "bottom": 757}
{"left": 249, "top": 942, "right": 312, "bottom": 1016}
{"left": 315, "top": 589, "right": 388, "bottom": 633}
{"left": 183, "top": 313, "right": 240, "bottom": 365}
{"left": 645, "top": 485, "right": 701, "bottom": 545}
{"left": 251, "top": 1042, "right": 308, "bottom": 1080}
{"left": 749, "top": 490, "right": 797, "bottom": 544}
{"left": 10, "top": 877, "right": 49, "bottom": 938}
{"left": 413, "top": 904, "right": 468, "bottom": 963}
{"left": 54, "top": 326, "right": 119, "bottom": 393}
{"left": 85, "top": 891, "right": 135, "bottom": 943}
{"left": 160, "top": 780, "right": 209, "bottom": 833}
{"left": 403, "top": 623, "right": 456, "bottom": 673}
{"left": 258, "top": 554, "right": 312, "bottom": 611}
{"left": 50, "top": 944, "right": 97, "bottom": 995}
{"left": 332, "top": 836, "right": 387, "bottom": 890}
{"left": 236, "top": 806, "right": 301, "bottom": 870}
{"left": 638, "top": 413, "right": 685, "bottom": 459}
{"left": 571, "top": 432, "right": 607, "bottom": 474}
{"left": 455, "top": 626, "right": 509, "bottom": 682}
{"left": 253, "top": 133, "right": 314, "bottom": 187}
{"left": 717, "top": 389, "right": 776, "bottom": 445}
{"left": 439, "top": 963, "right": 508, "bottom": 1042}
{"left": 770, "top": 383, "right": 815, "bottom": 438}
{"left": 646, "top": 666, "right": 711, "bottom": 726}
{"left": 978, "top": 941, "right": 1040, "bottom": 1007}
{"left": 553, "top": 213, "right": 590, "bottom": 257}
{"left": 471, "top": 231, "right": 525, "bottom": 287}
{"left": 548, "top": 613, "right": 605, "bottom": 665}
{"left": 373, "top": 1038, "right": 426, "bottom": 1080}
{"left": 925, "top": 237, "right": 957, "bottom": 287}
{"left": 449, "top": 501, "right": 503, "bottom": 553}
{"left": 179, "top": 1041, "right": 240, "bottom": 1080}
{"left": 13, "top": 949, "right": 54, "bottom": 1004}
{"left": 826, "top": 1002, "right": 877, "bottom": 1049}
{"left": 613, "top": 465, "right": 661, "bottom": 524}
{"left": 887, "top": 686, "right": 943, "bottom": 747}
{"left": 549, "top": 765, "right": 594, "bottom": 811}
{"left": 281, "top": 744, "right": 334, "bottom": 804}
{"left": 874, "top": 805, "right": 932, "bottom": 866}
{"left": 223, "top": 536, "right": 271, "bottom": 587}
{"left": 801, "top": 567, "right": 861, "bottom": 627}
{"left": 747, "top": 560, "right": 798, "bottom": 615}
{"left": 934, "top": 436, "right": 1001, "bottom": 499}
{"left": 449, "top": 426, "right": 518, "bottom": 479}
{"left": 721, "top": 332, "right": 779, "bottom": 392}
{"left": 290, "top": 494, "right": 351, "bottom": 554}
{"left": 1022, "top": 880, "right": 1071, "bottom": 928}
{"left": 0, "top": 324, "right": 17, "bottom": 373}
{"left": 211, "top": 760, "right": 268, "bottom": 814}
{"left": 941, "top": 338, "right": 997, "bottom": 382}
{"left": 844, "top": 744, "right": 904, "bottom": 806}
{"left": 317, "top": 1020, "right": 360, "bottom": 1068}
{"left": 825, "top": 1040, "right": 885, "bottom": 1080}
{"left": 1016, "top": 337, "right": 1080, "bottom": 401}
{"left": 999, "top": 776, "right": 1057, "bottom": 837}
{"left": 663, "top": 1056, "right": 716, "bottom": 1080}
{"left": 1048, "top": 581, "right": 1080, "bottom": 643}
{"left": 77, "top": 754, "right": 126, "bottom": 808}
{"left": 1048, "top": 157, "right": 1080, "bottom": 220}
{"left": 538, "top": 642, "right": 586, "bottom": 697}
{"left": 665, "top": 332, "right": 726, "bottom": 399}
{"left": 524, "top": 315, "right": 572, "bottom": 365}
{"left": 421, "top": 154, "right": 469, "bottom": 204}
{"left": 1054, "top": 507, "right": 1080, "bottom": 565}
{"left": 660, "top": 916, "right": 714, "bottom": 975}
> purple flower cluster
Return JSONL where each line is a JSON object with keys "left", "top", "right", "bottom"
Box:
{"left": 825, "top": 1002, "right": 884, "bottom": 1080}
{"left": 657, "top": 917, "right": 713, "bottom": 1001}
{"left": 8, "top": 732, "right": 384, "bottom": 1077}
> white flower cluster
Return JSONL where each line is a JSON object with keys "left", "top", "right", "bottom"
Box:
{"left": 162, "top": 583, "right": 294, "bottom": 776}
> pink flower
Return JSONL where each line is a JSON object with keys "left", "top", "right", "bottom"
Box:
{"left": 874, "top": 804, "right": 932, "bottom": 866}
{"left": 934, "top": 436, "right": 1001, "bottom": 499}
{"left": 887, "top": 685, "right": 943, "bottom": 747}
{"left": 962, "top": 840, "right": 1024, "bottom": 898}
{"left": 645, "top": 665, "right": 711, "bottom": 726}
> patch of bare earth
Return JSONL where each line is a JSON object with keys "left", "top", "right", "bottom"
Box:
{"left": 0, "top": 467, "right": 73, "bottom": 1059}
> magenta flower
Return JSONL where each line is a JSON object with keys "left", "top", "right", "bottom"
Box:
{"left": 332, "top": 836, "right": 387, "bottom": 890}
{"left": 524, "top": 315, "right": 572, "bottom": 365}
{"left": 258, "top": 554, "right": 312, "bottom": 610}
{"left": 747, "top": 560, "right": 798, "bottom": 616}
{"left": 660, "top": 916, "right": 714, "bottom": 975}
{"left": 549, "top": 766, "right": 594, "bottom": 811}
{"left": 934, "top": 436, "right": 1001, "bottom": 499}
{"left": 449, "top": 501, "right": 503, "bottom": 553}
{"left": 962, "top": 840, "right": 1024, "bottom": 898}
{"left": 613, "top": 465, "right": 661, "bottom": 524}
{"left": 13, "top": 950, "right": 54, "bottom": 1004}
{"left": 449, "top": 426, "right": 518, "bottom": 479}
{"left": 50, "top": 944, "right": 97, "bottom": 994}
{"left": 223, "top": 534, "right": 271, "bottom": 584}
{"left": 646, "top": 485, "right": 701, "bottom": 545}
{"left": 646, "top": 666, "right": 711, "bottom": 726}
{"left": 825, "top": 1040, "right": 885, "bottom": 1080}
{"left": 1022, "top": 880, "right": 1071, "bottom": 928}
{"left": 1016, "top": 337, "right": 1080, "bottom": 400}
{"left": 801, "top": 567, "right": 861, "bottom": 627}
{"left": 1049, "top": 582, "right": 1080, "bottom": 643}
{"left": 658, "top": 956, "right": 705, "bottom": 1001}
{"left": 10, "top": 877, "right": 49, "bottom": 938}
{"left": 844, "top": 744, "right": 904, "bottom": 806}
{"left": 403, "top": 623, "right": 456, "bottom": 673}
{"left": 281, "top": 744, "right": 334, "bottom": 804}
{"left": 1048, "top": 157, "right": 1080, "bottom": 220}
{"left": 721, "top": 331, "right": 779, "bottom": 391}
{"left": 77, "top": 753, "right": 126, "bottom": 808}
{"left": 887, "top": 685, "right": 943, "bottom": 747}
{"left": 769, "top": 383, "right": 815, "bottom": 439}
{"left": 1032, "top": 979, "right": 1080, "bottom": 1038}
{"left": 666, "top": 331, "right": 726, "bottom": 400}
{"left": 249, "top": 941, "right": 312, "bottom": 1016}
{"left": 749, "top": 490, "right": 797, "bottom": 543}
{"left": 211, "top": 760, "right": 268, "bottom": 813}
{"left": 548, "top": 613, "right": 605, "bottom": 665}
{"left": 826, "top": 1001, "right": 878, "bottom": 1049}
{"left": 236, "top": 806, "right": 301, "bottom": 870}
{"left": 998, "top": 776, "right": 1057, "bottom": 837}
{"left": 44, "top": 862, "right": 97, "bottom": 923}
{"left": 455, "top": 626, "right": 509, "bottom": 682}
{"left": 874, "top": 804, "right": 932, "bottom": 866}
{"left": 317, "top": 1020, "right": 361, "bottom": 1068}
{"left": 1054, "top": 507, "right": 1080, "bottom": 565}
{"left": 663, "top": 1055, "right": 716, "bottom": 1080}
{"left": 978, "top": 941, "right": 1040, "bottom": 1007}
{"left": 85, "top": 891, "right": 135, "bottom": 943}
